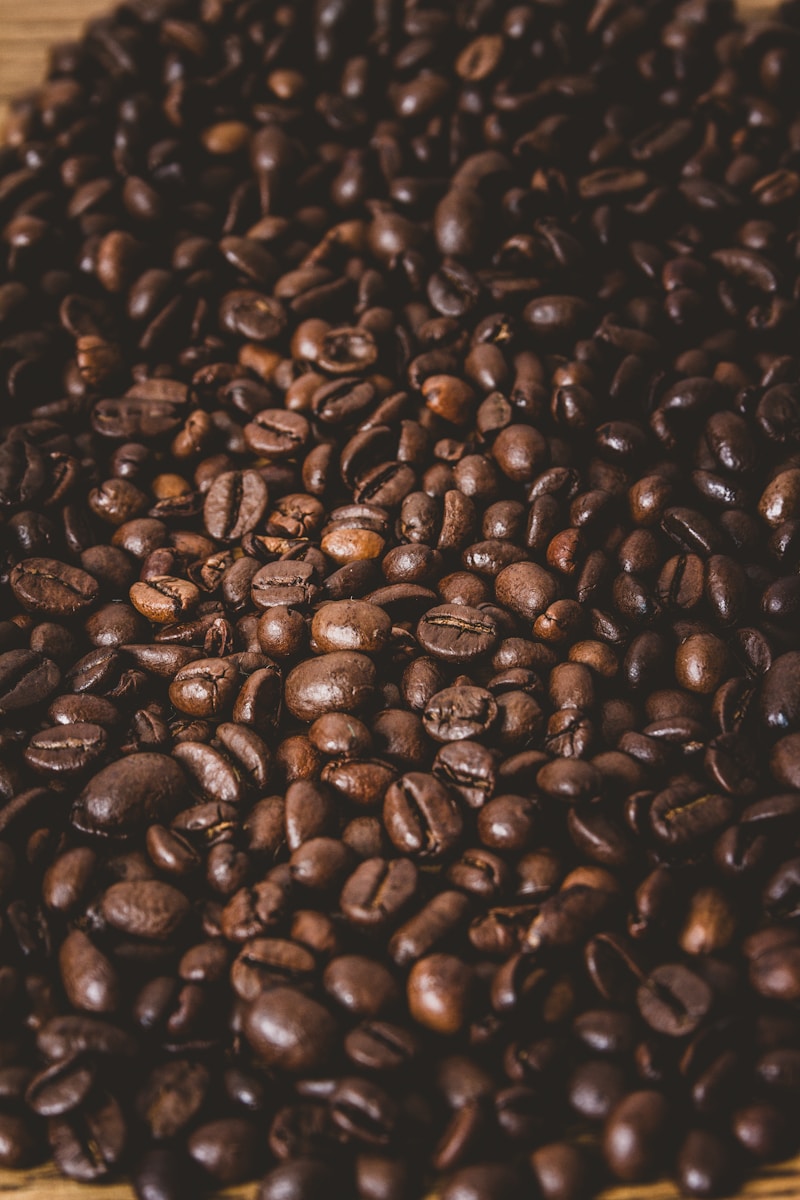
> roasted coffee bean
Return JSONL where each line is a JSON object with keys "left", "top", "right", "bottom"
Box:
{"left": 285, "top": 652, "right": 377, "bottom": 722}
{"left": 340, "top": 857, "right": 418, "bottom": 929}
{"left": 72, "top": 753, "right": 185, "bottom": 836}
{"left": 48, "top": 1091, "right": 126, "bottom": 1181}
{"left": 244, "top": 988, "right": 337, "bottom": 1073}
{"left": 258, "top": 1160, "right": 336, "bottom": 1200}
{"left": 101, "top": 880, "right": 190, "bottom": 941}
{"left": 637, "top": 964, "right": 712, "bottom": 1038}
{"left": 312, "top": 600, "right": 391, "bottom": 654}
{"left": 10, "top": 558, "right": 98, "bottom": 617}
{"left": 677, "top": 1129, "right": 741, "bottom": 1198}
{"left": 204, "top": 470, "right": 268, "bottom": 542}
{"left": 603, "top": 1091, "right": 672, "bottom": 1183}
{"left": 407, "top": 954, "right": 475, "bottom": 1036}
{"left": 417, "top": 605, "right": 498, "bottom": 664}
{"left": 423, "top": 687, "right": 498, "bottom": 743}
{"left": 136, "top": 1060, "right": 209, "bottom": 1140}
{"left": 188, "top": 1117, "right": 259, "bottom": 1185}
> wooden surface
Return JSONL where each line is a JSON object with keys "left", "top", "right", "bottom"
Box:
{"left": 3, "top": 1153, "right": 800, "bottom": 1200}
{"left": 0, "top": 0, "right": 794, "bottom": 1197}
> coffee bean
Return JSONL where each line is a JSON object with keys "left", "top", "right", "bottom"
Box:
{"left": 258, "top": 1160, "right": 336, "bottom": 1200}
{"left": 130, "top": 577, "right": 200, "bottom": 624}
{"left": 72, "top": 753, "right": 185, "bottom": 836}
{"left": 603, "top": 1091, "right": 672, "bottom": 1182}
{"left": 407, "top": 954, "right": 474, "bottom": 1035}
{"left": 340, "top": 857, "right": 418, "bottom": 929}
{"left": 251, "top": 561, "right": 320, "bottom": 610}
{"left": 59, "top": 929, "right": 119, "bottom": 1013}
{"left": 0, "top": 649, "right": 60, "bottom": 713}
{"left": 48, "top": 1091, "right": 126, "bottom": 1181}
{"left": 0, "top": 1114, "right": 36, "bottom": 1168}
{"left": 136, "top": 1060, "right": 209, "bottom": 1140}
{"left": 204, "top": 470, "right": 268, "bottom": 541}
{"left": 416, "top": 605, "right": 498, "bottom": 662}
{"left": 133, "top": 1147, "right": 196, "bottom": 1200}
{"left": 10, "top": 557, "right": 98, "bottom": 617}
{"left": 244, "top": 987, "right": 336, "bottom": 1073}
{"left": 677, "top": 1129, "right": 740, "bottom": 1198}
{"left": 100, "top": 880, "right": 190, "bottom": 940}
{"left": 423, "top": 686, "right": 498, "bottom": 743}
{"left": 442, "top": 1164, "right": 522, "bottom": 1200}
{"left": 311, "top": 600, "right": 391, "bottom": 654}
{"left": 637, "top": 964, "right": 712, "bottom": 1038}
{"left": 188, "top": 1117, "right": 259, "bottom": 1185}
{"left": 495, "top": 562, "right": 559, "bottom": 620}
{"left": 383, "top": 773, "right": 463, "bottom": 860}
{"left": 168, "top": 658, "right": 239, "bottom": 718}
{"left": 26, "top": 1056, "right": 96, "bottom": 1118}
{"left": 530, "top": 1143, "right": 593, "bottom": 1200}
{"left": 285, "top": 652, "right": 377, "bottom": 722}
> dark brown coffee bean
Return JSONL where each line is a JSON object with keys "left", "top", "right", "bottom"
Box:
{"left": 407, "top": 953, "right": 475, "bottom": 1035}
{"left": 137, "top": 1060, "right": 209, "bottom": 1140}
{"left": 285, "top": 651, "right": 376, "bottom": 722}
{"left": 72, "top": 753, "right": 185, "bottom": 836}
{"left": 10, "top": 557, "right": 99, "bottom": 617}
{"left": 416, "top": 605, "right": 498, "bottom": 663}
{"left": 100, "top": 880, "right": 190, "bottom": 940}
{"left": 383, "top": 773, "right": 463, "bottom": 861}
{"left": 603, "top": 1091, "right": 672, "bottom": 1182}
{"left": 244, "top": 987, "right": 337, "bottom": 1073}
{"left": 340, "top": 857, "right": 418, "bottom": 929}
{"left": 48, "top": 1091, "right": 126, "bottom": 1181}
{"left": 637, "top": 964, "right": 713, "bottom": 1038}
{"left": 188, "top": 1117, "right": 259, "bottom": 1185}
{"left": 0, "top": 649, "right": 60, "bottom": 714}
{"left": 423, "top": 686, "right": 498, "bottom": 743}
{"left": 204, "top": 470, "right": 269, "bottom": 541}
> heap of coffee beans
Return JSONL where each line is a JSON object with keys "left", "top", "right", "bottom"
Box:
{"left": 1, "top": 0, "right": 800, "bottom": 1196}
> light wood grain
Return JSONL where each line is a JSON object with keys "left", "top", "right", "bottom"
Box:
{"left": 0, "top": 0, "right": 794, "bottom": 1196}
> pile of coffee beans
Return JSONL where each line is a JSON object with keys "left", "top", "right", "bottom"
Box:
{"left": 1, "top": 0, "right": 800, "bottom": 1196}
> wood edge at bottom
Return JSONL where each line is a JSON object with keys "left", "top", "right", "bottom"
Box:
{"left": 1, "top": 1155, "right": 800, "bottom": 1200}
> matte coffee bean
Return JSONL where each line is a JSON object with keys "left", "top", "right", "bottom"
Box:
{"left": 423, "top": 686, "right": 498, "bottom": 743}
{"left": 340, "top": 857, "right": 418, "bottom": 929}
{"left": 136, "top": 1060, "right": 209, "bottom": 1140}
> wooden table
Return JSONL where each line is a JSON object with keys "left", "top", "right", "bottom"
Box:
{"left": 0, "top": 0, "right": 795, "bottom": 1196}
